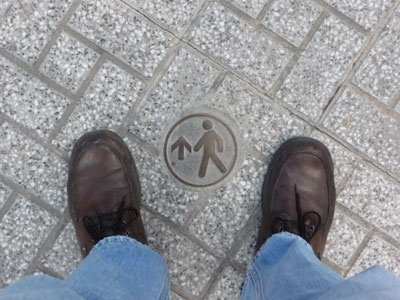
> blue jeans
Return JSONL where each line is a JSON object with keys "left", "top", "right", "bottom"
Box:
{"left": 1, "top": 233, "right": 399, "bottom": 299}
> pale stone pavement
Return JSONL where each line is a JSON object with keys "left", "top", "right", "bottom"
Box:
{"left": 0, "top": 0, "right": 399, "bottom": 299}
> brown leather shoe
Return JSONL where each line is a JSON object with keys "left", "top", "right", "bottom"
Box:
{"left": 256, "top": 137, "right": 335, "bottom": 259}
{"left": 68, "top": 130, "right": 147, "bottom": 257}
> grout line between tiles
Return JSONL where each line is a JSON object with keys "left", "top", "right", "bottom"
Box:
{"left": 343, "top": 229, "right": 373, "bottom": 277}
{"left": 218, "top": 0, "right": 297, "bottom": 52}
{"left": 312, "top": 0, "right": 369, "bottom": 34}
{"left": 269, "top": 11, "right": 328, "bottom": 97}
{"left": 45, "top": 53, "right": 108, "bottom": 145}
{"left": 116, "top": 42, "right": 182, "bottom": 135}
{"left": 0, "top": 191, "right": 17, "bottom": 222}
{"left": 256, "top": 0, "right": 275, "bottom": 21}
{"left": 337, "top": 202, "right": 400, "bottom": 250}
{"left": 348, "top": 82, "right": 400, "bottom": 120}
{"left": 0, "top": 174, "right": 64, "bottom": 219}
{"left": 25, "top": 214, "right": 70, "bottom": 276}
{"left": 317, "top": 0, "right": 400, "bottom": 125}
{"left": 32, "top": 0, "right": 82, "bottom": 70}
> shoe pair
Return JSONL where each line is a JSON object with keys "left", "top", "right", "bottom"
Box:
{"left": 68, "top": 130, "right": 335, "bottom": 258}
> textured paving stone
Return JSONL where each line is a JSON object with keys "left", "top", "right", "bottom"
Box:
{"left": 53, "top": 61, "right": 143, "bottom": 152}
{"left": 324, "top": 210, "right": 368, "bottom": 268}
{"left": 189, "top": 155, "right": 266, "bottom": 253}
{"left": 144, "top": 211, "right": 218, "bottom": 296}
{"left": 212, "top": 75, "right": 310, "bottom": 157}
{"left": 187, "top": 1, "right": 292, "bottom": 91}
{"left": 263, "top": 0, "right": 321, "bottom": 46}
{"left": 324, "top": 0, "right": 395, "bottom": 30}
{"left": 0, "top": 123, "right": 68, "bottom": 210}
{"left": 353, "top": 7, "right": 400, "bottom": 104}
{"left": 1, "top": 0, "right": 400, "bottom": 295}
{"left": 277, "top": 16, "right": 364, "bottom": 121}
{"left": 69, "top": 0, "right": 174, "bottom": 77}
{"left": 0, "top": 0, "right": 72, "bottom": 64}
{"left": 42, "top": 223, "right": 81, "bottom": 277}
{"left": 125, "top": 138, "right": 199, "bottom": 224}
{"left": 338, "top": 162, "right": 400, "bottom": 241}
{"left": 228, "top": 0, "right": 266, "bottom": 17}
{"left": 208, "top": 266, "right": 244, "bottom": 300}
{"left": 141, "top": 0, "right": 203, "bottom": 33}
{"left": 0, "top": 0, "right": 12, "bottom": 16}
{"left": 40, "top": 32, "right": 99, "bottom": 93}
{"left": 0, "top": 182, "right": 12, "bottom": 209}
{"left": 129, "top": 46, "right": 220, "bottom": 147}
{"left": 310, "top": 130, "right": 360, "bottom": 186}
{"left": 323, "top": 88, "right": 400, "bottom": 176}
{"left": 0, "top": 195, "right": 58, "bottom": 287}
{"left": 0, "top": 55, "right": 70, "bottom": 138}
{"left": 348, "top": 236, "right": 400, "bottom": 277}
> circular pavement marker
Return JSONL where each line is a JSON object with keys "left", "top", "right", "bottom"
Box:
{"left": 163, "top": 109, "right": 241, "bottom": 188}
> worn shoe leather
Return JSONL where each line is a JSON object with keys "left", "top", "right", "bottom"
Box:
{"left": 68, "top": 130, "right": 147, "bottom": 257}
{"left": 256, "top": 137, "right": 336, "bottom": 258}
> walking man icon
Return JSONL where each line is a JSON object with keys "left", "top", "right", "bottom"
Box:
{"left": 194, "top": 120, "right": 228, "bottom": 178}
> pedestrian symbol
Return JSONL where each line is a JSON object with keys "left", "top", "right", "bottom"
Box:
{"left": 194, "top": 120, "right": 227, "bottom": 178}
{"left": 164, "top": 112, "right": 238, "bottom": 188}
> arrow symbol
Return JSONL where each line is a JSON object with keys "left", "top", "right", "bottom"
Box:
{"left": 171, "top": 136, "right": 192, "bottom": 160}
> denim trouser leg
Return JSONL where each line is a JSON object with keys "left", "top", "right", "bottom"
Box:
{"left": 0, "top": 236, "right": 170, "bottom": 300}
{"left": 240, "top": 232, "right": 400, "bottom": 300}
{"left": 1, "top": 232, "right": 400, "bottom": 300}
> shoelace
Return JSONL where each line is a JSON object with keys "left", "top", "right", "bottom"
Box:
{"left": 271, "top": 185, "right": 321, "bottom": 242}
{"left": 83, "top": 196, "right": 138, "bottom": 243}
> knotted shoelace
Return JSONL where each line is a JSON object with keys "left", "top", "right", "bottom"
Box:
{"left": 271, "top": 185, "right": 321, "bottom": 242}
{"left": 83, "top": 196, "right": 138, "bottom": 243}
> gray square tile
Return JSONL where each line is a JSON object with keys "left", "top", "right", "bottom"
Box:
{"left": 324, "top": 210, "right": 368, "bottom": 268}
{"left": 228, "top": 0, "right": 266, "bottom": 17}
{"left": 0, "top": 123, "right": 68, "bottom": 210}
{"left": 40, "top": 32, "right": 99, "bottom": 93}
{"left": 189, "top": 155, "right": 266, "bottom": 253}
{"left": 141, "top": 0, "right": 203, "bottom": 33}
{"left": 323, "top": 88, "right": 400, "bottom": 176}
{"left": 143, "top": 211, "right": 218, "bottom": 296}
{"left": 53, "top": 61, "right": 143, "bottom": 152}
{"left": 263, "top": 0, "right": 321, "bottom": 46}
{"left": 337, "top": 162, "right": 400, "bottom": 241}
{"left": 68, "top": 0, "right": 174, "bottom": 77}
{"left": 0, "top": 182, "right": 12, "bottom": 209}
{"left": 0, "top": 0, "right": 73, "bottom": 64}
{"left": 208, "top": 266, "right": 244, "bottom": 300}
{"left": 129, "top": 46, "right": 220, "bottom": 147}
{"left": 324, "top": 0, "right": 395, "bottom": 30}
{"left": 277, "top": 16, "right": 364, "bottom": 121}
{"left": 187, "top": 1, "right": 292, "bottom": 91}
{"left": 42, "top": 223, "right": 81, "bottom": 278}
{"left": 212, "top": 75, "right": 309, "bottom": 157}
{"left": 310, "top": 130, "right": 359, "bottom": 186}
{"left": 0, "top": 55, "right": 70, "bottom": 138}
{"left": 125, "top": 138, "right": 199, "bottom": 224}
{"left": 0, "top": 195, "right": 58, "bottom": 287}
{"left": 353, "top": 8, "right": 400, "bottom": 104}
{"left": 348, "top": 236, "right": 400, "bottom": 277}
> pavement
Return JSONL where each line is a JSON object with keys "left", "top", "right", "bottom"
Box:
{"left": 0, "top": 0, "right": 399, "bottom": 299}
